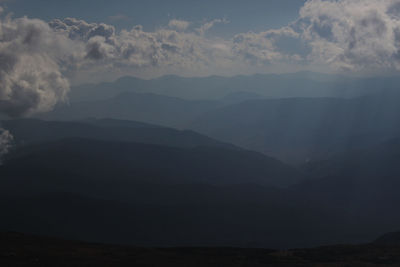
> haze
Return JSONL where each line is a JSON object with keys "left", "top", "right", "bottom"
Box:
{"left": 2, "top": 1, "right": 400, "bottom": 265}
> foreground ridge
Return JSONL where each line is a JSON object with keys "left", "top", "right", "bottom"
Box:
{"left": 1, "top": 232, "right": 400, "bottom": 267}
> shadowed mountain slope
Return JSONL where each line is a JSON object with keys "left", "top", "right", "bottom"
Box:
{"left": 189, "top": 95, "right": 400, "bottom": 163}
{"left": 1, "top": 119, "right": 235, "bottom": 150}
{"left": 2, "top": 137, "right": 400, "bottom": 247}
{"left": 289, "top": 138, "right": 400, "bottom": 241}
{"left": 1, "top": 138, "right": 303, "bottom": 190}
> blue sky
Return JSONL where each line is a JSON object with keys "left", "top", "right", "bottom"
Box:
{"left": 3, "top": 0, "right": 306, "bottom": 36}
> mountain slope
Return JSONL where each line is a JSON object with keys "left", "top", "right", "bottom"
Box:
{"left": 189, "top": 96, "right": 400, "bottom": 163}
{"left": 39, "top": 92, "right": 220, "bottom": 128}
{"left": 3, "top": 138, "right": 400, "bottom": 247}
{"left": 1, "top": 119, "right": 235, "bottom": 150}
{"left": 0, "top": 138, "right": 328, "bottom": 248}
{"left": 69, "top": 72, "right": 400, "bottom": 102}
{"left": 290, "top": 138, "right": 400, "bottom": 240}
{"left": 1, "top": 138, "right": 303, "bottom": 191}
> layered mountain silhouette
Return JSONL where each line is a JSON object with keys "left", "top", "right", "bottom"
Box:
{"left": 190, "top": 95, "right": 400, "bottom": 163}
{"left": 1, "top": 119, "right": 235, "bottom": 150}
{"left": 39, "top": 92, "right": 220, "bottom": 128}
{"left": 3, "top": 73, "right": 400, "bottom": 250}
{"left": 0, "top": 137, "right": 303, "bottom": 190}
{"left": 39, "top": 79, "right": 400, "bottom": 164}
{"left": 2, "top": 131, "right": 400, "bottom": 247}
{"left": 0, "top": 135, "right": 317, "bottom": 248}
{"left": 68, "top": 72, "right": 400, "bottom": 102}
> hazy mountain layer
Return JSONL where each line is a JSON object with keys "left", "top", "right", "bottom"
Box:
{"left": 38, "top": 92, "right": 220, "bottom": 128}
{"left": 189, "top": 95, "right": 400, "bottom": 163}
{"left": 69, "top": 72, "right": 400, "bottom": 102}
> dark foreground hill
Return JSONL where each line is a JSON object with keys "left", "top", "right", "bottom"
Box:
{"left": 293, "top": 138, "right": 400, "bottom": 228}
{"left": 1, "top": 138, "right": 302, "bottom": 188}
{"left": 2, "top": 232, "right": 400, "bottom": 267}
{"left": 3, "top": 137, "right": 400, "bottom": 248}
{"left": 375, "top": 232, "right": 400, "bottom": 246}
{"left": 0, "top": 138, "right": 351, "bottom": 248}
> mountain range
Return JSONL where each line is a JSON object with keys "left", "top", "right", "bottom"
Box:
{"left": 1, "top": 118, "right": 400, "bottom": 247}
{"left": 68, "top": 72, "right": 400, "bottom": 102}
{"left": 2, "top": 72, "right": 400, "bottom": 249}
{"left": 39, "top": 85, "right": 400, "bottom": 164}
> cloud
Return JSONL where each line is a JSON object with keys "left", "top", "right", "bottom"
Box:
{"left": 232, "top": 27, "right": 308, "bottom": 65}
{"left": 0, "top": 12, "right": 70, "bottom": 160}
{"left": 297, "top": 0, "right": 400, "bottom": 72}
{"left": 49, "top": 17, "right": 115, "bottom": 41}
{"left": 48, "top": 17, "right": 236, "bottom": 81}
{"left": 227, "top": 0, "right": 400, "bottom": 74}
{"left": 2, "top": 0, "right": 400, "bottom": 89}
{"left": 0, "top": 16, "right": 71, "bottom": 117}
{"left": 168, "top": 19, "right": 190, "bottom": 31}
{"left": 196, "top": 18, "right": 228, "bottom": 35}
{"left": 47, "top": 1, "right": 400, "bottom": 82}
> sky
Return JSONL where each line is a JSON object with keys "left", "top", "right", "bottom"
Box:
{"left": 2, "top": 0, "right": 306, "bottom": 37}
{"left": 1, "top": 0, "right": 400, "bottom": 117}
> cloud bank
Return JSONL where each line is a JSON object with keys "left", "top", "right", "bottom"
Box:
{"left": 1, "top": 0, "right": 400, "bottom": 115}
{"left": 232, "top": 0, "right": 400, "bottom": 72}
{"left": 1, "top": 0, "right": 399, "bottom": 160}
{"left": 298, "top": 0, "right": 400, "bottom": 71}
{"left": 48, "top": 17, "right": 234, "bottom": 80}
{"left": 0, "top": 16, "right": 71, "bottom": 117}
{"left": 49, "top": 0, "right": 400, "bottom": 81}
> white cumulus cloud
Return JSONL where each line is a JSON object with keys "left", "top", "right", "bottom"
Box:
{"left": 168, "top": 19, "right": 190, "bottom": 31}
{"left": 297, "top": 0, "right": 400, "bottom": 71}
{"left": 2, "top": 0, "right": 400, "bottom": 91}
{"left": 0, "top": 16, "right": 72, "bottom": 117}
